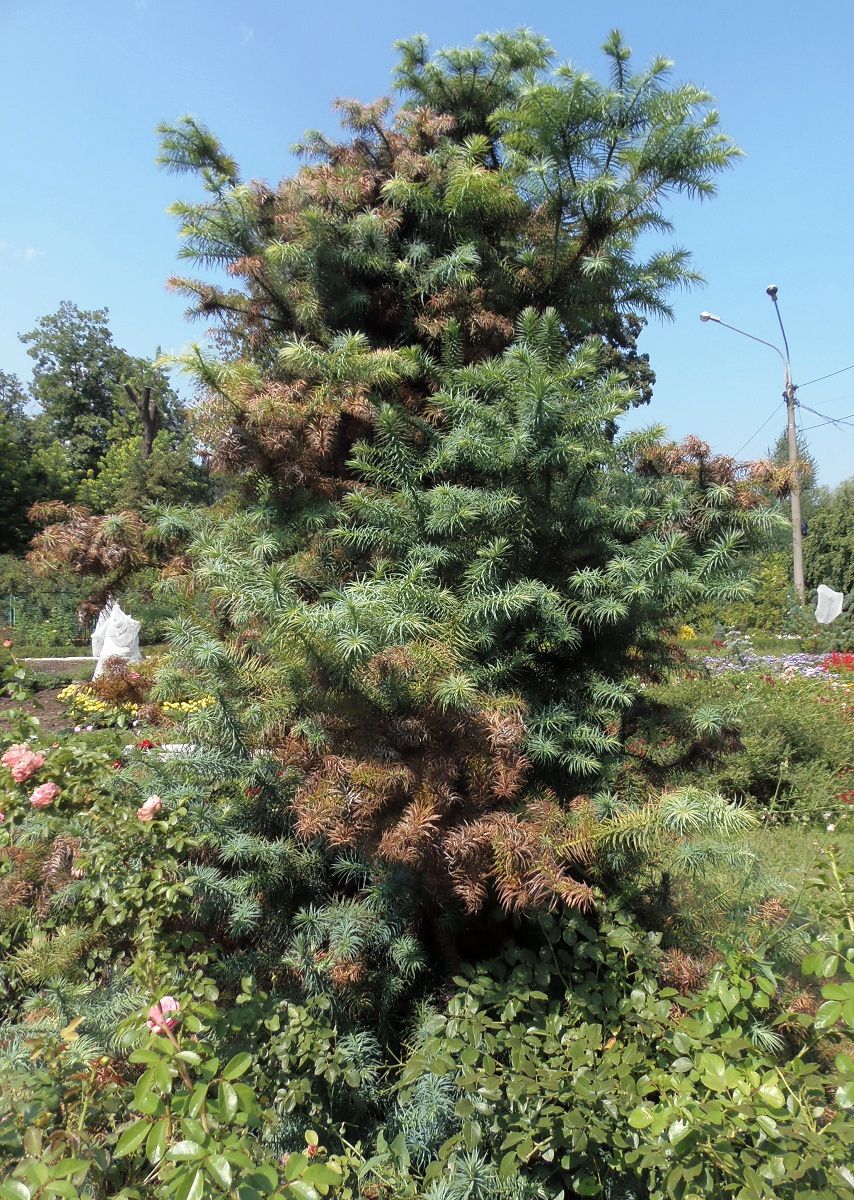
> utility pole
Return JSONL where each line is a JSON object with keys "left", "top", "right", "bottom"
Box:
{"left": 766, "top": 286, "right": 805, "bottom": 604}
{"left": 700, "top": 288, "right": 807, "bottom": 606}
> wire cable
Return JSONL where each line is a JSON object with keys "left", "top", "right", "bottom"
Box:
{"left": 801, "top": 411, "right": 854, "bottom": 431}
{"left": 797, "top": 400, "right": 854, "bottom": 430}
{"left": 797, "top": 362, "right": 854, "bottom": 389}
{"left": 732, "top": 401, "right": 784, "bottom": 458}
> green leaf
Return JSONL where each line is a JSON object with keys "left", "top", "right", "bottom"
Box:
{"left": 758, "top": 1084, "right": 785, "bottom": 1109}
{"left": 835, "top": 1081, "right": 854, "bottom": 1109}
{"left": 176, "top": 1050, "right": 203, "bottom": 1066}
{"left": 114, "top": 1118, "right": 150, "bottom": 1158}
{"left": 285, "top": 1183, "right": 320, "bottom": 1200}
{"left": 187, "top": 1081, "right": 209, "bottom": 1117}
{"left": 146, "top": 1118, "right": 169, "bottom": 1165}
{"left": 22, "top": 1128, "right": 43, "bottom": 1157}
{"left": 0, "top": 1183, "right": 31, "bottom": 1200}
{"left": 48, "top": 1162, "right": 89, "bottom": 1181}
{"left": 800, "top": 952, "right": 823, "bottom": 976}
{"left": 43, "top": 1184, "right": 78, "bottom": 1200}
{"left": 283, "top": 1155, "right": 308, "bottom": 1181}
{"left": 181, "top": 1118, "right": 208, "bottom": 1145}
{"left": 814, "top": 1000, "right": 843, "bottom": 1030}
{"left": 836, "top": 1165, "right": 854, "bottom": 1190}
{"left": 206, "top": 1155, "right": 233, "bottom": 1190}
{"left": 499, "top": 1152, "right": 518, "bottom": 1180}
{"left": 221, "top": 1052, "right": 253, "bottom": 1080}
{"left": 302, "top": 1165, "right": 342, "bottom": 1188}
{"left": 167, "top": 1139, "right": 206, "bottom": 1161}
{"left": 628, "top": 1105, "right": 654, "bottom": 1129}
{"left": 822, "top": 983, "right": 853, "bottom": 1001}
{"left": 175, "top": 1168, "right": 204, "bottom": 1200}
{"left": 218, "top": 1080, "right": 238, "bottom": 1120}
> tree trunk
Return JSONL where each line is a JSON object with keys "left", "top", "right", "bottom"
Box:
{"left": 125, "top": 384, "right": 161, "bottom": 459}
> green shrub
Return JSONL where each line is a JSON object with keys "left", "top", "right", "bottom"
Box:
{"left": 625, "top": 671, "right": 853, "bottom": 820}
{"left": 387, "top": 905, "right": 854, "bottom": 1200}
{"left": 0, "top": 990, "right": 345, "bottom": 1200}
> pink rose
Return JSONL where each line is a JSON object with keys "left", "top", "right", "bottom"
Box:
{"left": 137, "top": 794, "right": 163, "bottom": 822}
{"left": 30, "top": 782, "right": 59, "bottom": 809}
{"left": 3, "top": 744, "right": 46, "bottom": 784}
{"left": 13, "top": 754, "right": 44, "bottom": 783}
{"left": 146, "top": 995, "right": 180, "bottom": 1033}
{"left": 2, "top": 639, "right": 12, "bottom": 649}
{"left": 1, "top": 744, "right": 29, "bottom": 770}
{"left": 0, "top": 812, "right": 5, "bottom": 822}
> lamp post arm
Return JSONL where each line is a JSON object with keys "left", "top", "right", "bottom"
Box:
{"left": 712, "top": 319, "right": 789, "bottom": 381}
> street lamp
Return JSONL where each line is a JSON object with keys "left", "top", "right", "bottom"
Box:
{"left": 699, "top": 290, "right": 805, "bottom": 604}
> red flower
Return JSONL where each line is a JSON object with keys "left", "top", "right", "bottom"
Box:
{"left": 823, "top": 651, "right": 854, "bottom": 673}
{"left": 245, "top": 786, "right": 261, "bottom": 797}
{"left": 137, "top": 739, "right": 156, "bottom": 751}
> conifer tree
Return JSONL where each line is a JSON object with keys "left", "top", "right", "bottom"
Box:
{"left": 150, "top": 31, "right": 766, "bottom": 915}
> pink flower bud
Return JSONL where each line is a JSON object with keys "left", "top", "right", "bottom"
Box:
{"left": 136, "top": 794, "right": 163, "bottom": 822}
{"left": 146, "top": 995, "right": 180, "bottom": 1033}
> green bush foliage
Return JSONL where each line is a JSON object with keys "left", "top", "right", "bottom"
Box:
{"left": 624, "top": 670, "right": 853, "bottom": 820}
{"left": 0, "top": 694, "right": 851, "bottom": 1199}
{"left": 0, "top": 555, "right": 177, "bottom": 654}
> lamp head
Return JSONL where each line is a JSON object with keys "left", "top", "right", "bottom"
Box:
{"left": 766, "top": 284, "right": 779, "bottom": 300}
{"left": 699, "top": 312, "right": 720, "bottom": 323}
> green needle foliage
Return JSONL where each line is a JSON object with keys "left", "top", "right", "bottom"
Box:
{"left": 147, "top": 30, "right": 776, "bottom": 915}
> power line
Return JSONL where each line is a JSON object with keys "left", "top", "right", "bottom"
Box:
{"left": 800, "top": 410, "right": 854, "bottom": 431}
{"left": 797, "top": 400, "right": 854, "bottom": 430}
{"left": 799, "top": 391, "right": 854, "bottom": 407}
{"left": 733, "top": 401, "right": 784, "bottom": 458}
{"left": 797, "top": 362, "right": 854, "bottom": 389}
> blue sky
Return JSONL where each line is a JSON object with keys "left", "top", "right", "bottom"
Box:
{"left": 1, "top": 0, "right": 852, "bottom": 485}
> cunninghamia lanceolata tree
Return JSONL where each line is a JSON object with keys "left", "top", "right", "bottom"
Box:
{"left": 150, "top": 31, "right": 774, "bottom": 914}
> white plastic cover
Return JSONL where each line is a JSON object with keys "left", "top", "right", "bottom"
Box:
{"left": 93, "top": 602, "right": 142, "bottom": 679}
{"left": 90, "top": 603, "right": 113, "bottom": 658}
{"left": 815, "top": 584, "right": 844, "bottom": 625}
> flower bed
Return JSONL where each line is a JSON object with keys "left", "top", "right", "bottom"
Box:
{"left": 57, "top": 682, "right": 214, "bottom": 728}
{"left": 703, "top": 652, "right": 834, "bottom": 680}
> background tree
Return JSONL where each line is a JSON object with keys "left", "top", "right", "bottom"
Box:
{"left": 17, "top": 302, "right": 210, "bottom": 514}
{"left": 21, "top": 302, "right": 132, "bottom": 478}
{"left": 804, "top": 477, "right": 854, "bottom": 595}
{"left": 0, "top": 370, "right": 39, "bottom": 552}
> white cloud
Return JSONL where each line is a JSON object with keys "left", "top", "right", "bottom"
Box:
{"left": 0, "top": 240, "right": 44, "bottom": 265}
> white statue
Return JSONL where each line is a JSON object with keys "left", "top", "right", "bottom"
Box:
{"left": 815, "top": 584, "right": 845, "bottom": 626}
{"left": 93, "top": 602, "right": 142, "bottom": 679}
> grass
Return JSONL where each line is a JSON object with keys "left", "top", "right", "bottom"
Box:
{"left": 682, "top": 635, "right": 816, "bottom": 656}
